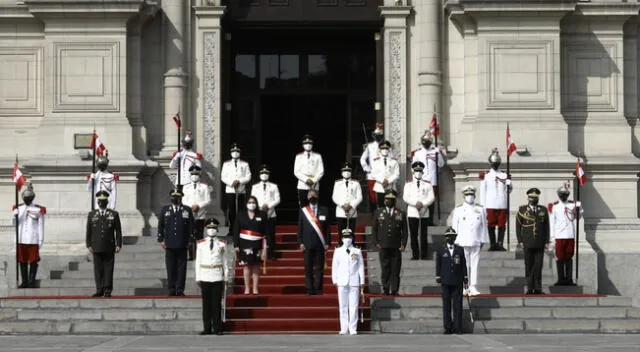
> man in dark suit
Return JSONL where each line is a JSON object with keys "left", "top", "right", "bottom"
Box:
{"left": 297, "top": 189, "right": 331, "bottom": 295}
{"left": 436, "top": 227, "right": 468, "bottom": 335}
{"left": 372, "top": 190, "right": 407, "bottom": 295}
{"left": 158, "top": 188, "right": 195, "bottom": 296}
{"left": 86, "top": 190, "right": 122, "bottom": 298}
{"left": 516, "top": 187, "right": 550, "bottom": 294}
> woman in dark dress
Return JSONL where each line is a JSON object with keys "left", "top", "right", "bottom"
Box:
{"left": 233, "top": 196, "right": 267, "bottom": 295}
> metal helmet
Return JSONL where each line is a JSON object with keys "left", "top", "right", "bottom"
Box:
{"left": 182, "top": 130, "right": 194, "bottom": 149}
{"left": 372, "top": 122, "right": 384, "bottom": 139}
{"left": 21, "top": 183, "right": 35, "bottom": 201}
{"left": 421, "top": 129, "right": 433, "bottom": 143}
{"left": 488, "top": 148, "right": 501, "bottom": 164}
{"left": 557, "top": 182, "right": 571, "bottom": 196}
{"left": 96, "top": 150, "right": 109, "bottom": 170}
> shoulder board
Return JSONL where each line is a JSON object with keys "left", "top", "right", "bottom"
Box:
{"left": 196, "top": 152, "right": 203, "bottom": 160}
{"left": 568, "top": 200, "right": 575, "bottom": 203}
{"left": 223, "top": 159, "right": 231, "bottom": 164}
{"left": 474, "top": 204, "right": 484, "bottom": 209}
{"left": 113, "top": 173, "right": 120, "bottom": 181}
{"left": 197, "top": 239, "right": 206, "bottom": 243}
{"left": 455, "top": 203, "right": 465, "bottom": 208}
{"left": 392, "top": 157, "right": 399, "bottom": 161}
{"left": 200, "top": 182, "right": 208, "bottom": 186}
{"left": 335, "top": 179, "right": 342, "bottom": 183}
{"left": 423, "top": 180, "right": 431, "bottom": 184}
{"left": 478, "top": 171, "right": 486, "bottom": 180}
{"left": 86, "top": 173, "right": 91, "bottom": 180}
{"left": 218, "top": 239, "right": 228, "bottom": 244}
{"left": 351, "top": 178, "right": 359, "bottom": 182}
{"left": 373, "top": 157, "right": 380, "bottom": 161}
{"left": 172, "top": 151, "right": 178, "bottom": 157}
{"left": 36, "top": 205, "right": 46, "bottom": 214}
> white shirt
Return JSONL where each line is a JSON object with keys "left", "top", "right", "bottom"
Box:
{"left": 549, "top": 200, "right": 584, "bottom": 240}
{"left": 480, "top": 168, "right": 511, "bottom": 209}
{"left": 12, "top": 204, "right": 45, "bottom": 246}
{"left": 331, "top": 245, "right": 365, "bottom": 287}
{"left": 195, "top": 237, "right": 229, "bottom": 282}
{"left": 182, "top": 182, "right": 211, "bottom": 220}
{"left": 86, "top": 170, "right": 118, "bottom": 210}
{"left": 332, "top": 178, "right": 363, "bottom": 218}
{"left": 411, "top": 146, "right": 446, "bottom": 186}
{"left": 360, "top": 141, "right": 395, "bottom": 180}
{"left": 451, "top": 202, "right": 488, "bottom": 247}
{"left": 221, "top": 158, "right": 252, "bottom": 194}
{"left": 250, "top": 181, "right": 281, "bottom": 218}
{"left": 169, "top": 149, "right": 203, "bottom": 186}
{"left": 402, "top": 178, "right": 436, "bottom": 218}
{"left": 371, "top": 156, "right": 400, "bottom": 193}
{"left": 294, "top": 151, "right": 325, "bottom": 190}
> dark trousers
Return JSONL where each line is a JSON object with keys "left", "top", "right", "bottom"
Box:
{"left": 408, "top": 217, "right": 429, "bottom": 259}
{"left": 201, "top": 281, "right": 224, "bottom": 333}
{"left": 93, "top": 252, "right": 115, "bottom": 294}
{"left": 165, "top": 248, "right": 187, "bottom": 294}
{"left": 376, "top": 192, "right": 385, "bottom": 208}
{"left": 442, "top": 284, "right": 463, "bottom": 332}
{"left": 224, "top": 193, "right": 246, "bottom": 228}
{"left": 379, "top": 248, "right": 402, "bottom": 294}
{"left": 524, "top": 247, "right": 544, "bottom": 291}
{"left": 298, "top": 189, "right": 310, "bottom": 207}
{"left": 336, "top": 217, "right": 357, "bottom": 246}
{"left": 429, "top": 185, "right": 439, "bottom": 226}
{"left": 304, "top": 245, "right": 325, "bottom": 293}
{"left": 265, "top": 217, "right": 276, "bottom": 258}
{"left": 189, "top": 219, "right": 205, "bottom": 260}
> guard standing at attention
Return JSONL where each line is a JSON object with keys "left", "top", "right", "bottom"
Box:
{"left": 436, "top": 227, "right": 468, "bottom": 335}
{"left": 196, "top": 218, "right": 228, "bottom": 335}
{"left": 516, "top": 188, "right": 549, "bottom": 294}
{"left": 372, "top": 190, "right": 407, "bottom": 295}
{"left": 12, "top": 183, "right": 46, "bottom": 289}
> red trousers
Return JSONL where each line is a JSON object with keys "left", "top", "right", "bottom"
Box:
{"left": 555, "top": 239, "right": 575, "bottom": 261}
{"left": 486, "top": 209, "right": 507, "bottom": 228}
{"left": 367, "top": 180, "right": 377, "bottom": 205}
{"left": 17, "top": 244, "right": 40, "bottom": 263}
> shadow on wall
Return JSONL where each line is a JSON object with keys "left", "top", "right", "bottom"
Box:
{"left": 141, "top": 13, "right": 166, "bottom": 156}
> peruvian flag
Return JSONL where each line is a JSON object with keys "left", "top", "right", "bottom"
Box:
{"left": 576, "top": 159, "right": 587, "bottom": 186}
{"left": 172, "top": 111, "right": 181, "bottom": 128}
{"left": 506, "top": 125, "right": 517, "bottom": 157}
{"left": 429, "top": 111, "right": 440, "bottom": 137}
{"left": 13, "top": 162, "right": 26, "bottom": 191}
{"left": 90, "top": 132, "right": 106, "bottom": 157}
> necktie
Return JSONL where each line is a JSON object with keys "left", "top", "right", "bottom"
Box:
{"left": 307, "top": 152, "right": 310, "bottom": 159}
{"left": 234, "top": 160, "right": 237, "bottom": 168}
{"left": 346, "top": 248, "right": 350, "bottom": 254}
{"left": 193, "top": 184, "right": 196, "bottom": 190}
{"left": 384, "top": 157, "right": 387, "bottom": 166}
{"left": 263, "top": 183, "right": 267, "bottom": 191}
{"left": 417, "top": 181, "right": 420, "bottom": 189}
{"left": 210, "top": 238, "right": 214, "bottom": 250}
{"left": 346, "top": 180, "right": 349, "bottom": 188}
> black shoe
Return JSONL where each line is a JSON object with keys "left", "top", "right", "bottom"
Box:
{"left": 391, "top": 291, "right": 399, "bottom": 296}
{"left": 215, "top": 331, "right": 224, "bottom": 336}
{"left": 496, "top": 246, "right": 507, "bottom": 252}
{"left": 92, "top": 292, "right": 104, "bottom": 298}
{"left": 420, "top": 257, "right": 428, "bottom": 261}
{"left": 410, "top": 257, "right": 419, "bottom": 261}
{"left": 454, "top": 330, "right": 463, "bottom": 335}
{"left": 307, "top": 291, "right": 315, "bottom": 296}
{"left": 565, "top": 280, "right": 577, "bottom": 286}
{"left": 383, "top": 290, "right": 390, "bottom": 295}
{"left": 444, "top": 329, "right": 453, "bottom": 335}
{"left": 525, "top": 289, "right": 534, "bottom": 295}
{"left": 199, "top": 331, "right": 213, "bottom": 335}
{"left": 104, "top": 292, "right": 112, "bottom": 297}
{"left": 533, "top": 290, "right": 545, "bottom": 295}
{"left": 168, "top": 292, "right": 177, "bottom": 297}
{"left": 176, "top": 292, "right": 185, "bottom": 297}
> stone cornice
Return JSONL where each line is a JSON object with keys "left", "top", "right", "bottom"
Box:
{"left": 576, "top": 2, "right": 640, "bottom": 17}
{"left": 23, "top": 0, "right": 146, "bottom": 22}
{"left": 0, "top": 3, "right": 33, "bottom": 19}
{"left": 445, "top": 0, "right": 576, "bottom": 13}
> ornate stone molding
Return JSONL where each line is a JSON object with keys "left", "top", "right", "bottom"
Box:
{"left": 203, "top": 31, "right": 218, "bottom": 201}
{"left": 387, "top": 31, "right": 403, "bottom": 157}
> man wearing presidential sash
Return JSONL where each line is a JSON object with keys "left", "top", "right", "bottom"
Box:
{"left": 297, "top": 190, "right": 331, "bottom": 295}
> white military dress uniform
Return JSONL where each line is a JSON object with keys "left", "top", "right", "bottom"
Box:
{"left": 195, "top": 237, "right": 229, "bottom": 283}
{"left": 360, "top": 142, "right": 395, "bottom": 181}
{"left": 403, "top": 179, "right": 436, "bottom": 219}
{"left": 331, "top": 242, "right": 365, "bottom": 335}
{"left": 87, "top": 171, "right": 118, "bottom": 210}
{"left": 332, "top": 178, "right": 363, "bottom": 219}
{"left": 294, "top": 151, "right": 325, "bottom": 191}
{"left": 411, "top": 146, "right": 445, "bottom": 186}
{"left": 549, "top": 200, "right": 583, "bottom": 243}
{"left": 251, "top": 181, "right": 281, "bottom": 219}
{"left": 450, "top": 191, "right": 488, "bottom": 296}
{"left": 479, "top": 168, "right": 510, "bottom": 209}
{"left": 371, "top": 156, "right": 400, "bottom": 194}
{"left": 182, "top": 181, "right": 211, "bottom": 220}
{"left": 170, "top": 149, "right": 203, "bottom": 186}
{"left": 221, "top": 158, "right": 252, "bottom": 194}
{"left": 12, "top": 203, "right": 45, "bottom": 247}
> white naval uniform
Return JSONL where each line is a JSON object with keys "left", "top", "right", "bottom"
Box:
{"left": 371, "top": 156, "right": 400, "bottom": 193}
{"left": 86, "top": 171, "right": 118, "bottom": 210}
{"left": 170, "top": 149, "right": 203, "bottom": 186}
{"left": 411, "top": 146, "right": 446, "bottom": 186}
{"left": 331, "top": 244, "right": 365, "bottom": 334}
{"left": 479, "top": 169, "right": 510, "bottom": 209}
{"left": 549, "top": 200, "right": 584, "bottom": 241}
{"left": 12, "top": 204, "right": 45, "bottom": 246}
{"left": 294, "top": 151, "right": 325, "bottom": 191}
{"left": 360, "top": 142, "right": 395, "bottom": 181}
{"left": 220, "top": 159, "right": 252, "bottom": 194}
{"left": 182, "top": 182, "right": 211, "bottom": 220}
{"left": 402, "top": 179, "right": 436, "bottom": 218}
{"left": 332, "top": 178, "right": 363, "bottom": 219}
{"left": 250, "top": 181, "right": 281, "bottom": 219}
{"left": 450, "top": 202, "right": 488, "bottom": 287}
{"left": 195, "top": 237, "right": 229, "bottom": 282}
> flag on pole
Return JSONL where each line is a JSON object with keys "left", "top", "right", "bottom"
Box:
{"left": 13, "top": 162, "right": 26, "bottom": 192}
{"left": 429, "top": 111, "right": 440, "bottom": 137}
{"left": 172, "top": 111, "right": 181, "bottom": 129}
{"left": 576, "top": 159, "right": 587, "bottom": 186}
{"left": 506, "top": 125, "right": 517, "bottom": 157}
{"left": 90, "top": 133, "right": 106, "bottom": 157}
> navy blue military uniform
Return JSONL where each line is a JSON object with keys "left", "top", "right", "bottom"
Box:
{"left": 158, "top": 189, "right": 195, "bottom": 296}
{"left": 435, "top": 227, "right": 468, "bottom": 334}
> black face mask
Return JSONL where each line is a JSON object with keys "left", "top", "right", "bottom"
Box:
{"left": 170, "top": 197, "right": 181, "bottom": 205}
{"left": 559, "top": 194, "right": 569, "bottom": 202}
{"left": 490, "top": 162, "right": 501, "bottom": 170}
{"left": 23, "top": 196, "right": 34, "bottom": 205}
{"left": 373, "top": 134, "right": 384, "bottom": 142}
{"left": 528, "top": 197, "right": 539, "bottom": 206}
{"left": 98, "top": 200, "right": 109, "bottom": 209}
{"left": 183, "top": 142, "right": 193, "bottom": 150}
{"left": 384, "top": 200, "right": 395, "bottom": 208}
{"left": 98, "top": 164, "right": 107, "bottom": 171}
{"left": 422, "top": 141, "right": 432, "bottom": 149}
{"left": 308, "top": 197, "right": 318, "bottom": 205}
{"left": 446, "top": 237, "right": 456, "bottom": 245}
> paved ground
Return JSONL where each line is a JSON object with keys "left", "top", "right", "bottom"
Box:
{"left": 0, "top": 335, "right": 638, "bottom": 352}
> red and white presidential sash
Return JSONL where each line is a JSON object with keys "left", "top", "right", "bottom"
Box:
{"left": 239, "top": 229, "right": 263, "bottom": 241}
{"left": 302, "top": 205, "right": 326, "bottom": 247}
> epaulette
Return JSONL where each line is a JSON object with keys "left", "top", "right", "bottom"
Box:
{"left": 335, "top": 179, "right": 343, "bottom": 182}
{"left": 392, "top": 157, "right": 399, "bottom": 161}
{"left": 478, "top": 170, "right": 488, "bottom": 180}
{"left": 474, "top": 203, "right": 484, "bottom": 208}
{"left": 297, "top": 151, "right": 305, "bottom": 155}
{"left": 568, "top": 200, "right": 575, "bottom": 203}
{"left": 114, "top": 173, "right": 120, "bottom": 181}
{"left": 547, "top": 201, "right": 558, "bottom": 212}
{"left": 172, "top": 151, "right": 178, "bottom": 157}
{"left": 86, "top": 173, "right": 91, "bottom": 180}
{"left": 373, "top": 157, "right": 380, "bottom": 161}
{"left": 197, "top": 239, "right": 206, "bottom": 243}
{"left": 218, "top": 239, "right": 228, "bottom": 244}
{"left": 196, "top": 152, "right": 203, "bottom": 160}
{"left": 38, "top": 206, "right": 46, "bottom": 215}
{"left": 409, "top": 149, "right": 418, "bottom": 158}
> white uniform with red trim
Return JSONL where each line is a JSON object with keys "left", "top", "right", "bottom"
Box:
{"left": 548, "top": 200, "right": 583, "bottom": 241}
{"left": 371, "top": 156, "right": 400, "bottom": 193}
{"left": 170, "top": 149, "right": 203, "bottom": 186}
{"left": 86, "top": 171, "right": 118, "bottom": 209}
{"left": 411, "top": 146, "right": 445, "bottom": 186}
{"left": 12, "top": 204, "right": 45, "bottom": 246}
{"left": 479, "top": 168, "right": 510, "bottom": 209}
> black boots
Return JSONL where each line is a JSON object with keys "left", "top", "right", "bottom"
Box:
{"left": 487, "top": 227, "right": 497, "bottom": 251}
{"left": 18, "top": 263, "right": 29, "bottom": 288}
{"left": 554, "top": 260, "right": 576, "bottom": 286}
{"left": 554, "top": 260, "right": 565, "bottom": 286}
{"left": 496, "top": 228, "right": 507, "bottom": 251}
{"left": 28, "top": 263, "right": 38, "bottom": 288}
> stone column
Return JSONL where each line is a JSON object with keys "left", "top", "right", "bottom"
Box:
{"left": 194, "top": 4, "right": 226, "bottom": 220}
{"left": 128, "top": 17, "right": 146, "bottom": 160}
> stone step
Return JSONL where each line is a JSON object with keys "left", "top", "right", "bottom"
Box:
{"left": 6, "top": 287, "right": 202, "bottom": 297}
{"left": 367, "top": 250, "right": 520, "bottom": 260}
{"left": 367, "top": 268, "right": 556, "bottom": 279}
{"left": 368, "top": 259, "right": 528, "bottom": 269}
{"left": 370, "top": 296, "right": 634, "bottom": 308}
{"left": 44, "top": 276, "right": 328, "bottom": 288}
{"left": 55, "top": 266, "right": 333, "bottom": 279}
{"left": 367, "top": 285, "right": 593, "bottom": 295}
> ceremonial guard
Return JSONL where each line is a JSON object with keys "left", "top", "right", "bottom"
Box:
{"left": 360, "top": 122, "right": 386, "bottom": 212}
{"left": 158, "top": 189, "right": 194, "bottom": 296}
{"left": 331, "top": 162, "right": 363, "bottom": 239}
{"left": 411, "top": 131, "right": 446, "bottom": 225}
{"left": 86, "top": 191, "right": 122, "bottom": 297}
{"left": 250, "top": 165, "right": 281, "bottom": 260}
{"left": 402, "top": 161, "right": 435, "bottom": 260}
{"left": 331, "top": 228, "right": 365, "bottom": 335}
{"left": 86, "top": 152, "right": 118, "bottom": 210}
{"left": 294, "top": 134, "right": 325, "bottom": 207}
{"left": 479, "top": 148, "right": 512, "bottom": 251}
{"left": 372, "top": 190, "right": 407, "bottom": 295}
{"left": 548, "top": 184, "right": 583, "bottom": 286}
{"left": 182, "top": 165, "right": 211, "bottom": 261}
{"left": 297, "top": 190, "right": 331, "bottom": 295}
{"left": 221, "top": 143, "right": 251, "bottom": 229}
{"left": 12, "top": 183, "right": 45, "bottom": 288}
{"left": 450, "top": 185, "right": 487, "bottom": 296}
{"left": 435, "top": 227, "right": 468, "bottom": 335}
{"left": 169, "top": 130, "right": 203, "bottom": 187}
{"left": 195, "top": 218, "right": 228, "bottom": 335}
{"left": 516, "top": 188, "right": 549, "bottom": 294}
{"left": 233, "top": 196, "right": 267, "bottom": 295}
{"left": 371, "top": 140, "right": 400, "bottom": 208}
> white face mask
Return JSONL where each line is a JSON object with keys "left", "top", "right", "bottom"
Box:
{"left": 380, "top": 149, "right": 389, "bottom": 157}
{"left": 247, "top": 203, "right": 257, "bottom": 211}
{"left": 464, "top": 195, "right": 475, "bottom": 204}
{"left": 342, "top": 238, "right": 353, "bottom": 247}
{"left": 206, "top": 228, "right": 217, "bottom": 237}
{"left": 303, "top": 143, "right": 313, "bottom": 152}
{"left": 342, "top": 171, "right": 351, "bottom": 179}
{"left": 190, "top": 175, "right": 200, "bottom": 183}
{"left": 414, "top": 172, "right": 423, "bottom": 179}
{"left": 231, "top": 151, "right": 240, "bottom": 159}
{"left": 259, "top": 174, "right": 269, "bottom": 182}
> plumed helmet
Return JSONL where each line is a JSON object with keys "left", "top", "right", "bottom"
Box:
{"left": 488, "top": 148, "right": 501, "bottom": 164}
{"left": 182, "top": 130, "right": 194, "bottom": 148}
{"left": 557, "top": 183, "right": 570, "bottom": 196}
{"left": 21, "top": 183, "right": 35, "bottom": 199}
{"left": 372, "top": 122, "right": 384, "bottom": 136}
{"left": 421, "top": 130, "right": 433, "bottom": 143}
{"left": 96, "top": 150, "right": 109, "bottom": 167}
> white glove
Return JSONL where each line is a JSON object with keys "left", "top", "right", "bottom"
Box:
{"left": 90, "top": 173, "right": 96, "bottom": 180}
{"left": 575, "top": 201, "right": 582, "bottom": 208}
{"left": 505, "top": 179, "right": 512, "bottom": 186}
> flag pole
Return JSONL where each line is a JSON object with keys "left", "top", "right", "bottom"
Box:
{"left": 91, "top": 129, "right": 96, "bottom": 211}
{"left": 506, "top": 123, "right": 511, "bottom": 251}
{"left": 434, "top": 105, "right": 441, "bottom": 221}
{"left": 177, "top": 106, "right": 182, "bottom": 192}
{"left": 575, "top": 157, "right": 581, "bottom": 283}
{"left": 14, "top": 154, "right": 20, "bottom": 288}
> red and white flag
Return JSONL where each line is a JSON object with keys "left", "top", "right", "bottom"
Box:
{"left": 90, "top": 132, "right": 106, "bottom": 157}
{"left": 576, "top": 159, "right": 587, "bottom": 186}
{"left": 13, "top": 162, "right": 26, "bottom": 191}
{"left": 172, "top": 111, "right": 181, "bottom": 129}
{"left": 429, "top": 112, "right": 440, "bottom": 137}
{"left": 506, "top": 125, "right": 517, "bottom": 157}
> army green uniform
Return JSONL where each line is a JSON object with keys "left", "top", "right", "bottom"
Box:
{"left": 372, "top": 207, "right": 408, "bottom": 294}
{"left": 86, "top": 209, "right": 123, "bottom": 295}
{"left": 516, "top": 204, "right": 549, "bottom": 292}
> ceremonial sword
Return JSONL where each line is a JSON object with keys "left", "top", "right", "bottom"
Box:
{"left": 222, "top": 281, "right": 227, "bottom": 323}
